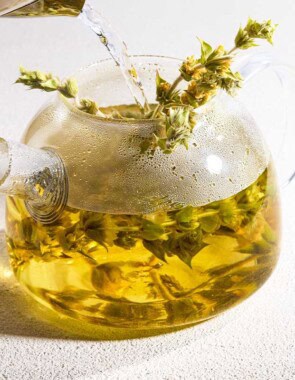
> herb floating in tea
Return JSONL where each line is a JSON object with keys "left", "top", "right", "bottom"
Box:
{"left": 8, "top": 170, "right": 275, "bottom": 267}
{"left": 16, "top": 18, "right": 277, "bottom": 153}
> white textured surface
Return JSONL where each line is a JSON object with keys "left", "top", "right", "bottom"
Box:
{"left": 0, "top": 0, "right": 295, "bottom": 379}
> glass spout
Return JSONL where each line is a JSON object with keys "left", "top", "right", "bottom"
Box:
{"left": 0, "top": 138, "right": 68, "bottom": 224}
{"left": 0, "top": 0, "right": 85, "bottom": 17}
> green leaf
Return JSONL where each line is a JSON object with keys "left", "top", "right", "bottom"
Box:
{"left": 240, "top": 240, "right": 272, "bottom": 255}
{"left": 60, "top": 78, "right": 79, "bottom": 98}
{"left": 141, "top": 220, "right": 166, "bottom": 241}
{"left": 79, "top": 98, "right": 99, "bottom": 115}
{"left": 198, "top": 38, "right": 213, "bottom": 64}
{"left": 200, "top": 214, "right": 221, "bottom": 233}
{"left": 143, "top": 240, "right": 167, "bottom": 262}
{"left": 166, "top": 228, "right": 207, "bottom": 267}
{"left": 262, "top": 222, "right": 277, "bottom": 244}
{"left": 114, "top": 231, "right": 137, "bottom": 249}
{"left": 155, "top": 70, "right": 173, "bottom": 103}
{"left": 179, "top": 55, "right": 200, "bottom": 82}
{"left": 235, "top": 18, "right": 277, "bottom": 50}
{"left": 41, "top": 78, "right": 60, "bottom": 91}
{"left": 152, "top": 106, "right": 196, "bottom": 154}
{"left": 234, "top": 26, "right": 249, "bottom": 48}
{"left": 175, "top": 206, "right": 194, "bottom": 224}
{"left": 85, "top": 229, "right": 108, "bottom": 250}
{"left": 218, "top": 198, "right": 244, "bottom": 231}
{"left": 140, "top": 138, "right": 153, "bottom": 153}
{"left": 220, "top": 70, "right": 243, "bottom": 94}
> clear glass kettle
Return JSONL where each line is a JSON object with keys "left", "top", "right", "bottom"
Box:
{"left": 0, "top": 4, "right": 294, "bottom": 333}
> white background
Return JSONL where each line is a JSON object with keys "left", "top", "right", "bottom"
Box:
{"left": 0, "top": 0, "right": 295, "bottom": 379}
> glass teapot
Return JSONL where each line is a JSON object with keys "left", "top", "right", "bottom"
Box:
{"left": 1, "top": 53, "right": 294, "bottom": 331}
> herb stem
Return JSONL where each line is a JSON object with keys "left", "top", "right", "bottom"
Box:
{"left": 176, "top": 256, "right": 257, "bottom": 298}
{"left": 167, "top": 74, "right": 183, "bottom": 96}
{"left": 197, "top": 210, "right": 220, "bottom": 219}
{"left": 143, "top": 100, "right": 151, "bottom": 114}
{"left": 75, "top": 96, "right": 106, "bottom": 118}
{"left": 151, "top": 103, "right": 162, "bottom": 119}
{"left": 152, "top": 75, "right": 184, "bottom": 119}
{"left": 162, "top": 221, "right": 177, "bottom": 227}
{"left": 228, "top": 46, "right": 238, "bottom": 55}
{"left": 150, "top": 269, "right": 175, "bottom": 300}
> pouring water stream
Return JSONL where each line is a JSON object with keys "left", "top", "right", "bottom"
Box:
{"left": 0, "top": 0, "right": 149, "bottom": 110}
{"left": 79, "top": 4, "right": 149, "bottom": 110}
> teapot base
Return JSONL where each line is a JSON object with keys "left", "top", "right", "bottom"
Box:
{"left": 5, "top": 167, "right": 280, "bottom": 333}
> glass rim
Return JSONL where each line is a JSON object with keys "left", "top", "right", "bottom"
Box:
{"left": 61, "top": 55, "right": 182, "bottom": 125}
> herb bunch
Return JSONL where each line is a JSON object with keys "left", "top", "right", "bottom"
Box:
{"left": 146, "top": 18, "right": 277, "bottom": 153}
{"left": 16, "top": 18, "right": 277, "bottom": 154}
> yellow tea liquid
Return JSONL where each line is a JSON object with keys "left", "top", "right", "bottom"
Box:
{"left": 6, "top": 167, "right": 280, "bottom": 329}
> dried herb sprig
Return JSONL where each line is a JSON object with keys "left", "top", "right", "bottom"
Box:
{"left": 15, "top": 18, "right": 277, "bottom": 154}
{"left": 234, "top": 18, "right": 277, "bottom": 50}
{"left": 148, "top": 18, "right": 277, "bottom": 153}
{"left": 16, "top": 66, "right": 104, "bottom": 117}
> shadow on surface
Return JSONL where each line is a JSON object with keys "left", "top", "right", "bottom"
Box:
{"left": 0, "top": 230, "right": 194, "bottom": 341}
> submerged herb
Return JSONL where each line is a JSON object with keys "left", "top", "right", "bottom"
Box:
{"left": 9, "top": 170, "right": 272, "bottom": 267}
{"left": 84, "top": 170, "right": 270, "bottom": 267}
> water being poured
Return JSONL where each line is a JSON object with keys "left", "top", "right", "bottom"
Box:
{"left": 1, "top": 0, "right": 149, "bottom": 110}
{"left": 79, "top": 4, "right": 149, "bottom": 110}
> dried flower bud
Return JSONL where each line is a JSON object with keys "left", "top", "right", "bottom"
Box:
{"left": 156, "top": 71, "right": 172, "bottom": 102}
{"left": 60, "top": 78, "right": 79, "bottom": 98}
{"left": 220, "top": 71, "right": 243, "bottom": 94}
{"left": 235, "top": 18, "right": 277, "bottom": 49}
{"left": 148, "top": 106, "right": 196, "bottom": 154}
{"left": 79, "top": 98, "right": 100, "bottom": 115}
{"left": 180, "top": 56, "right": 201, "bottom": 81}
{"left": 245, "top": 18, "right": 277, "bottom": 44}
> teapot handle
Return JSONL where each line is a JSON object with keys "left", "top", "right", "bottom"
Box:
{"left": 235, "top": 50, "right": 295, "bottom": 188}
